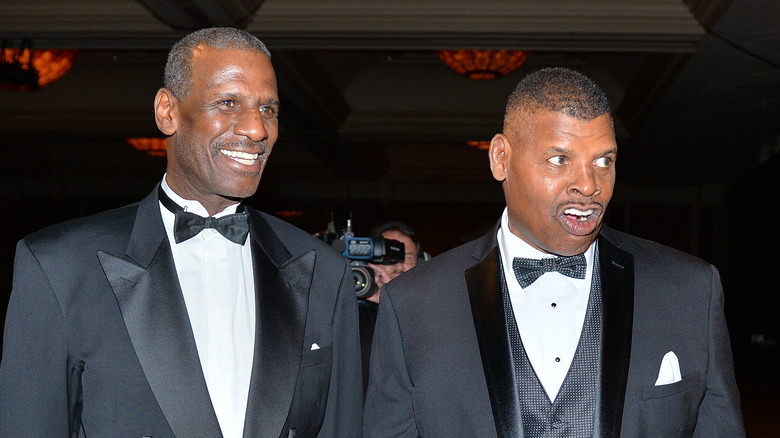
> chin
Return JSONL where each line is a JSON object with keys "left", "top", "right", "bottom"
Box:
{"left": 220, "top": 180, "right": 262, "bottom": 199}
{"left": 560, "top": 239, "right": 598, "bottom": 256}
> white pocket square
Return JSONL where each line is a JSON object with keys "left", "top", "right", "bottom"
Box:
{"left": 310, "top": 342, "right": 321, "bottom": 351}
{"left": 654, "top": 351, "right": 682, "bottom": 386}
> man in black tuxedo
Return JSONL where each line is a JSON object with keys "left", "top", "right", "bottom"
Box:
{"left": 0, "top": 28, "right": 362, "bottom": 437}
{"left": 363, "top": 67, "right": 745, "bottom": 437}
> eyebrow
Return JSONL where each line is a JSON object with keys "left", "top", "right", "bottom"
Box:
{"left": 212, "top": 91, "right": 241, "bottom": 100}
{"left": 545, "top": 145, "right": 618, "bottom": 159}
{"left": 548, "top": 146, "right": 569, "bottom": 155}
{"left": 601, "top": 147, "right": 618, "bottom": 156}
{"left": 211, "top": 91, "right": 280, "bottom": 106}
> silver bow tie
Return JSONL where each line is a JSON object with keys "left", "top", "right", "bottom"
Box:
{"left": 512, "top": 254, "right": 587, "bottom": 288}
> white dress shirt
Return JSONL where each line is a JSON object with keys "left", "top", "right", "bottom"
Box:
{"left": 160, "top": 176, "right": 256, "bottom": 438}
{"left": 497, "top": 208, "right": 596, "bottom": 402}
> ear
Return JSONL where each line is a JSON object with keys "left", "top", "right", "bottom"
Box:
{"left": 489, "top": 133, "right": 510, "bottom": 182}
{"left": 154, "top": 88, "right": 178, "bottom": 136}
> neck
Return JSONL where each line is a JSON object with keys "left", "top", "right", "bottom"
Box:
{"left": 161, "top": 177, "right": 242, "bottom": 216}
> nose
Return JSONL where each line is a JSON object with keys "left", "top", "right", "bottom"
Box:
{"left": 569, "top": 163, "right": 600, "bottom": 197}
{"left": 234, "top": 106, "right": 269, "bottom": 142}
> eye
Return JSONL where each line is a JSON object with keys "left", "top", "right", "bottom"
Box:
{"left": 594, "top": 156, "right": 613, "bottom": 168}
{"left": 217, "top": 100, "right": 238, "bottom": 111}
{"left": 548, "top": 155, "right": 566, "bottom": 166}
{"left": 259, "top": 105, "right": 279, "bottom": 120}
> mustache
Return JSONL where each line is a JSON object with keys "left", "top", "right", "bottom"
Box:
{"left": 215, "top": 140, "right": 268, "bottom": 154}
{"left": 558, "top": 200, "right": 604, "bottom": 210}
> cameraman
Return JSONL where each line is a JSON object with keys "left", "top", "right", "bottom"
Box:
{"left": 365, "top": 222, "right": 422, "bottom": 304}
{"left": 359, "top": 221, "right": 425, "bottom": 395}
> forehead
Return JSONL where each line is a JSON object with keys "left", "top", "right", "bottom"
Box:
{"left": 189, "top": 45, "right": 276, "bottom": 91}
{"left": 514, "top": 110, "right": 615, "bottom": 147}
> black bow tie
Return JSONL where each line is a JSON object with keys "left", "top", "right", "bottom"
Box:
{"left": 512, "top": 254, "right": 587, "bottom": 288}
{"left": 158, "top": 187, "right": 249, "bottom": 245}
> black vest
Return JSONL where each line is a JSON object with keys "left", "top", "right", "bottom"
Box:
{"left": 502, "top": 254, "right": 603, "bottom": 438}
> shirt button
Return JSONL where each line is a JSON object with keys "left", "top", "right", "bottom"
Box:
{"left": 551, "top": 302, "right": 557, "bottom": 308}
{"left": 555, "top": 357, "right": 561, "bottom": 362}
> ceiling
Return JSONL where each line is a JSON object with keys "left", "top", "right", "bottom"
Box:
{"left": 2, "top": 0, "right": 780, "bottom": 223}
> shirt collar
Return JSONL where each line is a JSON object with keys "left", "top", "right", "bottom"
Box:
{"left": 161, "top": 173, "right": 239, "bottom": 218}
{"left": 497, "top": 207, "right": 596, "bottom": 287}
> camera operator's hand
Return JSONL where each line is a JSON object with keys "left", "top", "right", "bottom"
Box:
{"left": 367, "top": 262, "right": 403, "bottom": 291}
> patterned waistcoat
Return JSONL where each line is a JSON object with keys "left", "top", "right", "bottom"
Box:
{"left": 501, "top": 255, "right": 603, "bottom": 438}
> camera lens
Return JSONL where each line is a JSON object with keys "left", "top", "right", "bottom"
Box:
{"left": 352, "top": 265, "right": 377, "bottom": 299}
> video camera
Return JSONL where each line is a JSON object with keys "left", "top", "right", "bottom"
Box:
{"left": 315, "top": 218, "right": 405, "bottom": 299}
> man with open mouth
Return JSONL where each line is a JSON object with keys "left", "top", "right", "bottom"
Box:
{"left": 364, "top": 67, "right": 745, "bottom": 438}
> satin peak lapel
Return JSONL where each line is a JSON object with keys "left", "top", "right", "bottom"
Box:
{"left": 98, "top": 190, "right": 222, "bottom": 438}
{"left": 596, "top": 234, "right": 635, "bottom": 438}
{"left": 466, "top": 247, "right": 522, "bottom": 438}
{"left": 243, "top": 239, "right": 314, "bottom": 437}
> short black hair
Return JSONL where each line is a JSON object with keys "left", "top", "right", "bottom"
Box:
{"left": 504, "top": 67, "right": 612, "bottom": 131}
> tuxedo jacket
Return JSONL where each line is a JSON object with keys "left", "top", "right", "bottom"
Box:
{"left": 363, "top": 224, "right": 744, "bottom": 437}
{"left": 0, "top": 187, "right": 363, "bottom": 437}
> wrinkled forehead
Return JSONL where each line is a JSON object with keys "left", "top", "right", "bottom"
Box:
{"left": 503, "top": 110, "right": 617, "bottom": 154}
{"left": 504, "top": 104, "right": 613, "bottom": 139}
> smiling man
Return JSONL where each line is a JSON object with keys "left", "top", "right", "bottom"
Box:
{"left": 363, "top": 67, "right": 745, "bottom": 437}
{"left": 0, "top": 28, "right": 362, "bottom": 438}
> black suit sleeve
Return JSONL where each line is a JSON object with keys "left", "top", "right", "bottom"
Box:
{"left": 363, "top": 284, "right": 420, "bottom": 437}
{"left": 0, "top": 240, "right": 81, "bottom": 437}
{"left": 692, "top": 266, "right": 745, "bottom": 437}
{"left": 316, "top": 262, "right": 364, "bottom": 437}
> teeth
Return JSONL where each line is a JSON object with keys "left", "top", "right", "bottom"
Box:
{"left": 564, "top": 208, "right": 594, "bottom": 221}
{"left": 220, "top": 149, "right": 259, "bottom": 165}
